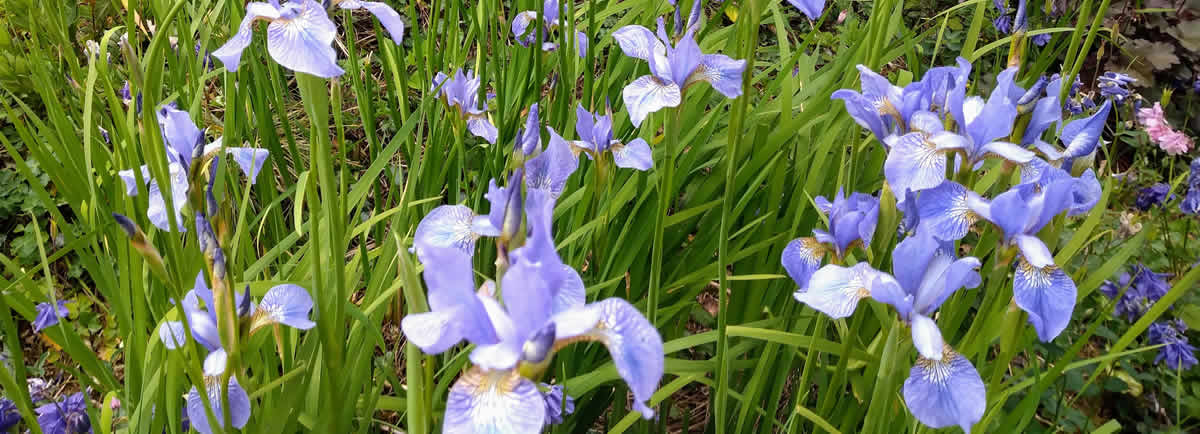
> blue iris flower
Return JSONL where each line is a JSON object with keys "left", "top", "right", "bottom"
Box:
{"left": 511, "top": 0, "right": 588, "bottom": 57}
{"left": 403, "top": 189, "right": 664, "bottom": 432}
{"left": 118, "top": 107, "right": 268, "bottom": 232}
{"left": 158, "top": 269, "right": 316, "bottom": 434}
{"left": 432, "top": 69, "right": 500, "bottom": 144}
{"left": 795, "top": 232, "right": 986, "bottom": 433}
{"left": 781, "top": 189, "right": 879, "bottom": 290}
{"left": 966, "top": 159, "right": 1100, "bottom": 341}
{"left": 572, "top": 104, "right": 654, "bottom": 171}
{"left": 213, "top": 0, "right": 404, "bottom": 78}
{"left": 787, "top": 0, "right": 827, "bottom": 20}
{"left": 613, "top": 16, "right": 747, "bottom": 126}
{"left": 36, "top": 392, "right": 91, "bottom": 434}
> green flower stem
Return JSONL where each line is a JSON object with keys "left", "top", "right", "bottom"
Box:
{"left": 649, "top": 106, "right": 682, "bottom": 327}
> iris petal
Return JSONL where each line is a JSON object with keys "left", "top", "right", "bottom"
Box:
{"left": 1021, "top": 96, "right": 1060, "bottom": 146}
{"left": 146, "top": 162, "right": 190, "bottom": 232}
{"left": 885, "top": 133, "right": 947, "bottom": 197}
{"left": 414, "top": 205, "right": 479, "bottom": 254}
{"left": 612, "top": 25, "right": 662, "bottom": 62}
{"left": 902, "top": 350, "right": 985, "bottom": 433}
{"left": 687, "top": 54, "right": 747, "bottom": 99}
{"left": 622, "top": 75, "right": 682, "bottom": 127}
{"left": 467, "top": 117, "right": 499, "bottom": 144}
{"left": 551, "top": 298, "right": 663, "bottom": 418}
{"left": 159, "top": 321, "right": 188, "bottom": 349}
{"left": 251, "top": 284, "right": 316, "bottom": 332}
{"left": 552, "top": 265, "right": 586, "bottom": 315}
{"left": 1059, "top": 99, "right": 1111, "bottom": 162}
{"left": 222, "top": 146, "right": 270, "bottom": 183}
{"left": 212, "top": 3, "right": 282, "bottom": 73}
{"left": 118, "top": 165, "right": 150, "bottom": 196}
{"left": 264, "top": 1, "right": 343, "bottom": 78}
{"left": 612, "top": 138, "right": 654, "bottom": 171}
{"left": 444, "top": 368, "right": 547, "bottom": 434}
{"left": 787, "top": 0, "right": 827, "bottom": 20}
{"left": 186, "top": 376, "right": 251, "bottom": 434}
{"left": 1013, "top": 259, "right": 1076, "bottom": 342}
{"left": 911, "top": 314, "right": 945, "bottom": 360}
{"left": 782, "top": 237, "right": 825, "bottom": 290}
{"left": 831, "top": 89, "right": 890, "bottom": 143}
{"left": 413, "top": 244, "right": 499, "bottom": 346}
{"left": 156, "top": 107, "right": 204, "bottom": 166}
{"left": 338, "top": 0, "right": 404, "bottom": 44}
{"left": 916, "top": 181, "right": 976, "bottom": 241}
{"left": 525, "top": 127, "right": 580, "bottom": 197}
{"left": 794, "top": 263, "right": 879, "bottom": 319}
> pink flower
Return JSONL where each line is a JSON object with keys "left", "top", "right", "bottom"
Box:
{"left": 1160, "top": 130, "right": 1194, "bottom": 155}
{"left": 1138, "top": 102, "right": 1194, "bottom": 155}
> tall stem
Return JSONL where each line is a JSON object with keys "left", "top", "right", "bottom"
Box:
{"left": 648, "top": 105, "right": 681, "bottom": 327}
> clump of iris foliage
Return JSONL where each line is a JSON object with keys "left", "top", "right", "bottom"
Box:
{"left": 0, "top": 0, "right": 1199, "bottom": 433}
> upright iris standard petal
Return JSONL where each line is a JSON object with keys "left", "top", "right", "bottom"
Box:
{"left": 264, "top": 0, "right": 344, "bottom": 78}
{"left": 414, "top": 205, "right": 481, "bottom": 254}
{"left": 885, "top": 132, "right": 947, "bottom": 197}
{"left": 622, "top": 75, "right": 682, "bottom": 127}
{"left": 212, "top": 3, "right": 283, "bottom": 72}
{"left": 157, "top": 107, "right": 204, "bottom": 164}
{"left": 1056, "top": 99, "right": 1111, "bottom": 165}
{"left": 686, "top": 54, "right": 747, "bottom": 98}
{"left": 787, "top": 0, "right": 827, "bottom": 20}
{"left": 499, "top": 260, "right": 556, "bottom": 348}
{"left": 1013, "top": 259, "right": 1076, "bottom": 342}
{"left": 1021, "top": 96, "right": 1061, "bottom": 146}
{"left": 443, "top": 368, "right": 547, "bottom": 434}
{"left": 517, "top": 103, "right": 542, "bottom": 155}
{"left": 551, "top": 298, "right": 663, "bottom": 418}
{"left": 186, "top": 376, "right": 251, "bottom": 434}
{"left": 795, "top": 263, "right": 880, "bottom": 319}
{"left": 902, "top": 349, "right": 986, "bottom": 433}
{"left": 916, "top": 181, "right": 979, "bottom": 241}
{"left": 250, "top": 284, "right": 316, "bottom": 332}
{"left": 611, "top": 138, "right": 654, "bottom": 171}
{"left": 511, "top": 11, "right": 538, "bottom": 46}
{"left": 337, "top": 0, "right": 405, "bottom": 44}
{"left": 525, "top": 127, "right": 580, "bottom": 197}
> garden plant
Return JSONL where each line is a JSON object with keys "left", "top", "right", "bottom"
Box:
{"left": 0, "top": 0, "right": 1198, "bottom": 433}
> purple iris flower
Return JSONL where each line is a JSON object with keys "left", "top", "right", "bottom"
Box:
{"left": 158, "top": 273, "right": 316, "bottom": 434}
{"left": 914, "top": 181, "right": 986, "bottom": 242}
{"left": 1135, "top": 183, "right": 1171, "bottom": 211}
{"left": 213, "top": 0, "right": 404, "bottom": 78}
{"left": 118, "top": 107, "right": 268, "bottom": 232}
{"left": 403, "top": 190, "right": 663, "bottom": 431}
{"left": 966, "top": 161, "right": 1100, "bottom": 341}
{"left": 781, "top": 189, "right": 879, "bottom": 290}
{"left": 1101, "top": 264, "right": 1171, "bottom": 322}
{"left": 432, "top": 69, "right": 499, "bottom": 143}
{"left": 35, "top": 392, "right": 91, "bottom": 434}
{"left": 33, "top": 300, "right": 69, "bottom": 332}
{"left": 612, "top": 17, "right": 747, "bottom": 126}
{"left": 1148, "top": 319, "right": 1197, "bottom": 370}
{"left": 511, "top": 0, "right": 588, "bottom": 58}
{"left": 834, "top": 59, "right": 973, "bottom": 151}
{"left": 787, "top": 0, "right": 827, "bottom": 20}
{"left": 1032, "top": 99, "right": 1111, "bottom": 170}
{"left": 572, "top": 104, "right": 653, "bottom": 171}
{"left": 795, "top": 233, "right": 985, "bottom": 433}
{"left": 0, "top": 398, "right": 19, "bottom": 431}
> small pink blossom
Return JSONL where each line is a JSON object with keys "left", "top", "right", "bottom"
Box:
{"left": 1137, "top": 102, "right": 1194, "bottom": 155}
